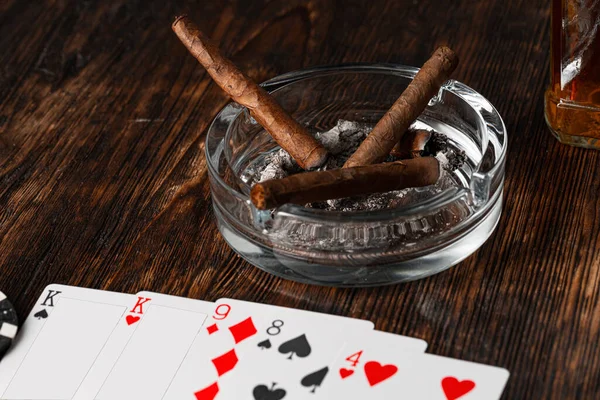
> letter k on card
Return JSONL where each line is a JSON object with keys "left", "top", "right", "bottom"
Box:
{"left": 125, "top": 296, "right": 152, "bottom": 325}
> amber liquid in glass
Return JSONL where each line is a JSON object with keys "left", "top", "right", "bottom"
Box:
{"left": 545, "top": 0, "right": 600, "bottom": 148}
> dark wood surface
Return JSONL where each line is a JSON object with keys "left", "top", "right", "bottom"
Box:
{"left": 1, "top": 0, "right": 599, "bottom": 398}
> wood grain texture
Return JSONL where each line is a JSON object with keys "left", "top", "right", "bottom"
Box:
{"left": 0, "top": 0, "right": 598, "bottom": 398}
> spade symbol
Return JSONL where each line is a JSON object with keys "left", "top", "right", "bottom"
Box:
{"left": 253, "top": 382, "right": 286, "bottom": 400}
{"left": 278, "top": 334, "right": 311, "bottom": 360}
{"left": 257, "top": 339, "right": 272, "bottom": 350}
{"left": 301, "top": 366, "right": 329, "bottom": 393}
{"left": 34, "top": 309, "right": 48, "bottom": 319}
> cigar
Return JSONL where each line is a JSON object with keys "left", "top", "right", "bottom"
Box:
{"left": 250, "top": 157, "right": 440, "bottom": 210}
{"left": 344, "top": 47, "right": 458, "bottom": 168}
{"left": 390, "top": 129, "right": 432, "bottom": 159}
{"left": 172, "top": 16, "right": 329, "bottom": 170}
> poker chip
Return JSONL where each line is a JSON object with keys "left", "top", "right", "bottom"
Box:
{"left": 0, "top": 290, "right": 18, "bottom": 360}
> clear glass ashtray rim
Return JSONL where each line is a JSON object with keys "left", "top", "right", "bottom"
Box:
{"left": 206, "top": 63, "right": 508, "bottom": 222}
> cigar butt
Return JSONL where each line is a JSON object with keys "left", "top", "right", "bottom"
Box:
{"left": 344, "top": 47, "right": 458, "bottom": 168}
{"left": 250, "top": 157, "right": 440, "bottom": 210}
{"left": 172, "top": 16, "right": 329, "bottom": 170}
{"left": 390, "top": 129, "right": 432, "bottom": 158}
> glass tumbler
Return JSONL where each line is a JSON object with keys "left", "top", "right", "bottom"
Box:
{"left": 545, "top": 0, "right": 600, "bottom": 148}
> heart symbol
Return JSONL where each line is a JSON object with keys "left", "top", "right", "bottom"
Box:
{"left": 126, "top": 315, "right": 140, "bottom": 325}
{"left": 441, "top": 377, "right": 476, "bottom": 400}
{"left": 339, "top": 368, "right": 354, "bottom": 379}
{"left": 364, "top": 361, "right": 398, "bottom": 387}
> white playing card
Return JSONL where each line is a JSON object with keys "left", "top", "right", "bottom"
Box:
{"left": 86, "top": 291, "right": 213, "bottom": 400}
{"left": 320, "top": 336, "right": 509, "bottom": 399}
{"left": 162, "top": 298, "right": 375, "bottom": 400}
{"left": 0, "top": 284, "right": 135, "bottom": 400}
{"left": 228, "top": 329, "right": 427, "bottom": 400}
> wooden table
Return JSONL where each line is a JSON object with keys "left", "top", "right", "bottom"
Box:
{"left": 2, "top": 0, "right": 599, "bottom": 397}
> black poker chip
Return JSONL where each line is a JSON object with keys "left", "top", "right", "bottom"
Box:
{"left": 0, "top": 290, "right": 18, "bottom": 360}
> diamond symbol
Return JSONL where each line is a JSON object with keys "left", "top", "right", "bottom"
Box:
{"left": 229, "top": 317, "right": 257, "bottom": 344}
{"left": 212, "top": 349, "right": 238, "bottom": 376}
{"left": 195, "top": 381, "right": 219, "bottom": 400}
{"left": 206, "top": 323, "right": 219, "bottom": 335}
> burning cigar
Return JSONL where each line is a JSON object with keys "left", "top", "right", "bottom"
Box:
{"left": 172, "top": 16, "right": 329, "bottom": 170}
{"left": 250, "top": 157, "right": 440, "bottom": 210}
{"left": 344, "top": 47, "right": 458, "bottom": 168}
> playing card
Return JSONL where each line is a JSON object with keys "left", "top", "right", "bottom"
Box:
{"left": 229, "top": 328, "right": 427, "bottom": 400}
{"left": 0, "top": 284, "right": 135, "bottom": 399}
{"left": 80, "top": 291, "right": 213, "bottom": 400}
{"left": 319, "top": 336, "right": 509, "bottom": 399}
{"left": 162, "top": 298, "right": 376, "bottom": 400}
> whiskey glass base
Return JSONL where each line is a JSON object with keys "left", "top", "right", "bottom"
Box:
{"left": 545, "top": 91, "right": 600, "bottom": 150}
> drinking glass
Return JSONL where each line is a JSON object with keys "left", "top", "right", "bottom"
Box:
{"left": 545, "top": 0, "right": 600, "bottom": 148}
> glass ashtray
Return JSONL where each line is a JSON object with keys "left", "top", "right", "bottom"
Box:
{"left": 206, "top": 64, "right": 507, "bottom": 287}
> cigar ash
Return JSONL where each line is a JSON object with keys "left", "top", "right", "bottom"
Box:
{"left": 241, "top": 120, "right": 466, "bottom": 212}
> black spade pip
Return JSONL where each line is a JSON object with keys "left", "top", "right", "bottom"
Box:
{"left": 253, "top": 383, "right": 286, "bottom": 400}
{"left": 278, "top": 334, "right": 311, "bottom": 359}
{"left": 301, "top": 366, "right": 329, "bottom": 393}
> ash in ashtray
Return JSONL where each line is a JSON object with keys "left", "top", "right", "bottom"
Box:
{"left": 241, "top": 120, "right": 465, "bottom": 211}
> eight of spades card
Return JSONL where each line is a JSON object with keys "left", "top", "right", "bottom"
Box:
{"left": 318, "top": 335, "right": 510, "bottom": 399}
{"left": 162, "top": 298, "right": 375, "bottom": 400}
{"left": 80, "top": 291, "right": 214, "bottom": 400}
{"left": 0, "top": 284, "right": 136, "bottom": 400}
{"left": 226, "top": 324, "right": 428, "bottom": 400}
